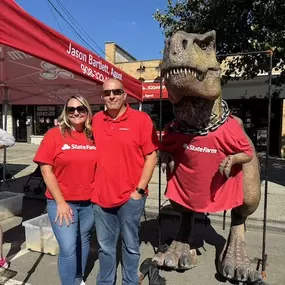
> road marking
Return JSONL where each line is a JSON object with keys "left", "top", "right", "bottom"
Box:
{"left": 10, "top": 248, "right": 30, "bottom": 262}
{"left": 0, "top": 277, "right": 31, "bottom": 284}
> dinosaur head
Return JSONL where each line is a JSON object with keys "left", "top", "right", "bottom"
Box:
{"left": 161, "top": 30, "right": 221, "bottom": 104}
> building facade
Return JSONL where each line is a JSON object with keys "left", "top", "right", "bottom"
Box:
{"left": 105, "top": 42, "right": 285, "bottom": 157}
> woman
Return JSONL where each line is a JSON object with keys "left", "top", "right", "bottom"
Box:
{"left": 33, "top": 95, "right": 96, "bottom": 285}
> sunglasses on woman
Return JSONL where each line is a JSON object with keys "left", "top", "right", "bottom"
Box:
{"left": 101, "top": 89, "right": 125, "bottom": 97}
{"left": 66, "top": 106, "right": 87, "bottom": 114}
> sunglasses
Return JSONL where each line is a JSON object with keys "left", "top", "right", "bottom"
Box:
{"left": 101, "top": 89, "right": 125, "bottom": 97}
{"left": 66, "top": 106, "right": 87, "bottom": 114}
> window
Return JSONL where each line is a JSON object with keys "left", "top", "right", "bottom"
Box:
{"left": 34, "top": 106, "right": 57, "bottom": 135}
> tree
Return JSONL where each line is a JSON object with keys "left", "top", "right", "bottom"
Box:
{"left": 154, "top": 0, "right": 285, "bottom": 88}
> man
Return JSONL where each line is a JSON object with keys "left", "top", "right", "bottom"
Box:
{"left": 0, "top": 128, "right": 15, "bottom": 269}
{"left": 92, "top": 78, "right": 159, "bottom": 285}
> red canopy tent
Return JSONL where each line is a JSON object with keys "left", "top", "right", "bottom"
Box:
{"left": 0, "top": 0, "right": 143, "bottom": 188}
{"left": 0, "top": 0, "right": 142, "bottom": 106}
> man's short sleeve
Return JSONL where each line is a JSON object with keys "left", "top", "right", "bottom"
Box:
{"left": 219, "top": 117, "right": 253, "bottom": 157}
{"left": 33, "top": 129, "right": 57, "bottom": 166}
{"left": 140, "top": 114, "right": 159, "bottom": 156}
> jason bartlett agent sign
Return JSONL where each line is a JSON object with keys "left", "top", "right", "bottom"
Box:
{"left": 66, "top": 43, "right": 123, "bottom": 82}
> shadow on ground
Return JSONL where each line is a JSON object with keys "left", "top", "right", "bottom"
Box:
{"left": 259, "top": 156, "right": 285, "bottom": 186}
{"left": 0, "top": 163, "right": 29, "bottom": 182}
{"left": 4, "top": 198, "right": 47, "bottom": 261}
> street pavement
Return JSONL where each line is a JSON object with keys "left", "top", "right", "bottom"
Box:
{"left": 0, "top": 143, "right": 285, "bottom": 284}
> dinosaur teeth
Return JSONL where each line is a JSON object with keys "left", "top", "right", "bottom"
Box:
{"left": 164, "top": 67, "right": 205, "bottom": 80}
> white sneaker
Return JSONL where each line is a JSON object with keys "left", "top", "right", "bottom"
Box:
{"left": 75, "top": 277, "right": 85, "bottom": 285}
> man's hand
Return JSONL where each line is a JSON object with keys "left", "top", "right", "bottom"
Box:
{"left": 130, "top": 190, "right": 143, "bottom": 200}
{"left": 160, "top": 151, "right": 175, "bottom": 173}
{"left": 219, "top": 155, "right": 236, "bottom": 178}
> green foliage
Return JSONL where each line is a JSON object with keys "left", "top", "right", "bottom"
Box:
{"left": 154, "top": 0, "right": 285, "bottom": 87}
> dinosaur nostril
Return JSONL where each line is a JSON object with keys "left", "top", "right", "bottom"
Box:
{"left": 182, "top": 39, "right": 188, "bottom": 49}
{"left": 172, "top": 51, "right": 177, "bottom": 56}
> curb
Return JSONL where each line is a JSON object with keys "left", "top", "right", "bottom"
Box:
{"left": 144, "top": 207, "right": 285, "bottom": 234}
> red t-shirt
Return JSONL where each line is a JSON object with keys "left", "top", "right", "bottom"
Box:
{"left": 33, "top": 127, "right": 97, "bottom": 201}
{"left": 91, "top": 105, "right": 159, "bottom": 208}
{"left": 160, "top": 116, "right": 253, "bottom": 213}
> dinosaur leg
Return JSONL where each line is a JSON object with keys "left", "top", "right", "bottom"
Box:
{"left": 164, "top": 202, "right": 196, "bottom": 269}
{"left": 218, "top": 152, "right": 262, "bottom": 283}
{"left": 152, "top": 206, "right": 196, "bottom": 270}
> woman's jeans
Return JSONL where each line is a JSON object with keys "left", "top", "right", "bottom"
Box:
{"left": 47, "top": 199, "right": 95, "bottom": 285}
{"left": 93, "top": 196, "right": 146, "bottom": 285}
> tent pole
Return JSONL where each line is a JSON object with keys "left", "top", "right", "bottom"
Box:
{"left": 1, "top": 87, "right": 8, "bottom": 191}
{"left": 157, "top": 74, "right": 163, "bottom": 249}
{"left": 138, "top": 101, "right": 142, "bottom": 111}
{"left": 261, "top": 50, "right": 273, "bottom": 278}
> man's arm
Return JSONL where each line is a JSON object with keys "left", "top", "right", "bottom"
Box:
{"left": 137, "top": 151, "right": 158, "bottom": 190}
{"left": 131, "top": 151, "right": 158, "bottom": 200}
{"left": 0, "top": 129, "right": 15, "bottom": 149}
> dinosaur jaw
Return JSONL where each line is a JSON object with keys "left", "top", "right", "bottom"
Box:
{"left": 162, "top": 67, "right": 221, "bottom": 104}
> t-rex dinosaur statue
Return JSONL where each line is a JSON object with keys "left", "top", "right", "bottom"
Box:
{"left": 152, "top": 30, "right": 263, "bottom": 284}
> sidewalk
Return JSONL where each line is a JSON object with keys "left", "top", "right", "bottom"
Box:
{"left": 1, "top": 208, "right": 285, "bottom": 285}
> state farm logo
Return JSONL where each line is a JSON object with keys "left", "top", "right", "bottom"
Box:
{"left": 62, "top": 144, "right": 71, "bottom": 150}
{"left": 61, "top": 144, "right": 96, "bottom": 150}
{"left": 183, "top": 143, "right": 217, "bottom": 154}
{"left": 40, "top": 61, "right": 74, "bottom": 80}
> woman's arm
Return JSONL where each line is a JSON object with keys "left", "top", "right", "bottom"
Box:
{"left": 40, "top": 164, "right": 73, "bottom": 226}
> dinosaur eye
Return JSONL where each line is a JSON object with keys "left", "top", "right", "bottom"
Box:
{"left": 200, "top": 43, "right": 207, "bottom": 50}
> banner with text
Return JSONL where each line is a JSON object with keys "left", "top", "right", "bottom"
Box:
{"left": 142, "top": 82, "right": 168, "bottom": 100}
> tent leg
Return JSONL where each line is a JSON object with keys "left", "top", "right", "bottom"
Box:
{"left": 260, "top": 51, "right": 273, "bottom": 279}
{"left": 138, "top": 102, "right": 142, "bottom": 111}
{"left": 157, "top": 75, "right": 163, "bottom": 251}
{"left": 1, "top": 87, "right": 8, "bottom": 191}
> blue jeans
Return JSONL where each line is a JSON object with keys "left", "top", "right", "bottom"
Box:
{"left": 47, "top": 199, "right": 95, "bottom": 285}
{"left": 93, "top": 197, "right": 146, "bottom": 285}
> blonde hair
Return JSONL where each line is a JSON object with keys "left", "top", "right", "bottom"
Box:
{"left": 58, "top": 95, "right": 93, "bottom": 141}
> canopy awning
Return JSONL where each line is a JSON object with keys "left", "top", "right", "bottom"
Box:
{"left": 0, "top": 0, "right": 142, "bottom": 105}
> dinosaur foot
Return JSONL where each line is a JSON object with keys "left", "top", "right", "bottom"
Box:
{"left": 218, "top": 232, "right": 262, "bottom": 283}
{"left": 152, "top": 240, "right": 197, "bottom": 270}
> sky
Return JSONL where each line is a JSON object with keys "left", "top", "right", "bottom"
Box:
{"left": 16, "top": 0, "right": 169, "bottom": 61}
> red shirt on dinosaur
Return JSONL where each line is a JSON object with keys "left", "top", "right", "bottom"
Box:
{"left": 160, "top": 115, "right": 253, "bottom": 213}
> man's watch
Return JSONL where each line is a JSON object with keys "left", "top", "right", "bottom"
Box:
{"left": 136, "top": 187, "right": 146, "bottom": 196}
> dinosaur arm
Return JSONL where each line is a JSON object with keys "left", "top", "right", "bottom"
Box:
{"left": 220, "top": 152, "right": 252, "bottom": 178}
{"left": 231, "top": 152, "right": 253, "bottom": 165}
